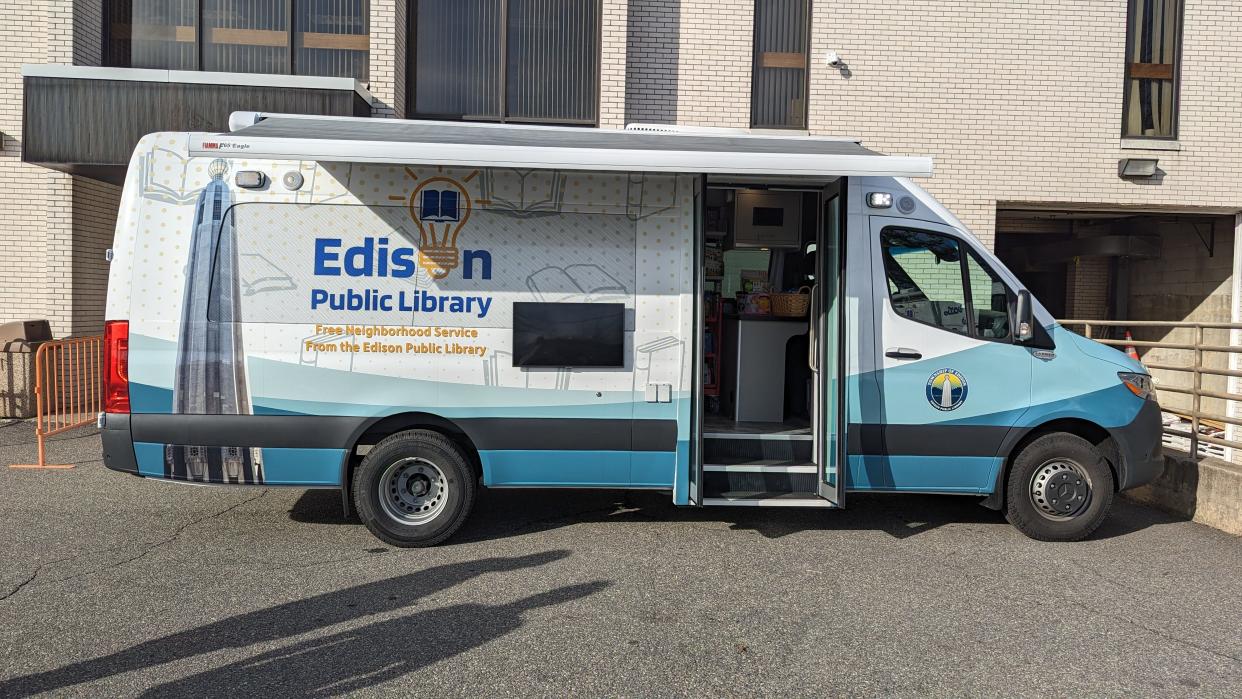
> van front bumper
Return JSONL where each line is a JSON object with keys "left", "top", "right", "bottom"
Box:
{"left": 1112, "top": 398, "right": 1164, "bottom": 491}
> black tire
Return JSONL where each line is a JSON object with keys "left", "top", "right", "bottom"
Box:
{"left": 1005, "top": 432, "right": 1114, "bottom": 542}
{"left": 352, "top": 429, "right": 476, "bottom": 547}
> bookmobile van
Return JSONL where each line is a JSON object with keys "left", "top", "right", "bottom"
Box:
{"left": 100, "top": 113, "right": 1163, "bottom": 546}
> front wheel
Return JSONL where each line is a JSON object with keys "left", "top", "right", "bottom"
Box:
{"left": 353, "top": 429, "right": 476, "bottom": 547}
{"left": 1005, "top": 433, "right": 1114, "bottom": 542}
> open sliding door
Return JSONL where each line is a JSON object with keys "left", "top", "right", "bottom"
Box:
{"left": 813, "top": 183, "right": 845, "bottom": 504}
{"left": 686, "top": 175, "right": 707, "bottom": 505}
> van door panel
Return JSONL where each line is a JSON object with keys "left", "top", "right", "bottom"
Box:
{"left": 858, "top": 216, "right": 1033, "bottom": 493}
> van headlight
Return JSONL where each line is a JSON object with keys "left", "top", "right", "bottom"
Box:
{"left": 1118, "top": 372, "right": 1156, "bottom": 401}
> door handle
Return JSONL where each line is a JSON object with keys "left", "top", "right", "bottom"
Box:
{"left": 807, "top": 284, "right": 819, "bottom": 372}
{"left": 885, "top": 347, "right": 922, "bottom": 360}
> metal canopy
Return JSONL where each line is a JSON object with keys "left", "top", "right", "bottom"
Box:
{"left": 191, "top": 112, "right": 933, "bottom": 178}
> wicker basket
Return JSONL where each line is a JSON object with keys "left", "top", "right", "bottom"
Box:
{"left": 771, "top": 286, "right": 812, "bottom": 318}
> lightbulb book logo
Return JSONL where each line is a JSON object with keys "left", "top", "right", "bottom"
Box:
{"left": 925, "top": 368, "right": 968, "bottom": 411}
{"left": 386, "top": 166, "right": 491, "bottom": 280}
{"left": 410, "top": 175, "right": 471, "bottom": 279}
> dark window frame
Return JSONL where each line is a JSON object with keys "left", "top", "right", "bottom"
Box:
{"left": 749, "top": 0, "right": 812, "bottom": 130}
{"left": 406, "top": 0, "right": 603, "bottom": 126}
{"left": 879, "top": 225, "right": 1015, "bottom": 345}
{"left": 102, "top": 0, "right": 370, "bottom": 81}
{"left": 1121, "top": 0, "right": 1185, "bottom": 140}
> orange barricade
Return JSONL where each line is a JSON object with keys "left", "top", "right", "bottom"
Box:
{"left": 10, "top": 335, "right": 103, "bottom": 470}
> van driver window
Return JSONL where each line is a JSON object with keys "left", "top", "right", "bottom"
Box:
{"left": 881, "top": 227, "right": 1013, "bottom": 342}
{"left": 966, "top": 252, "right": 1011, "bottom": 340}
{"left": 881, "top": 228, "right": 969, "bottom": 335}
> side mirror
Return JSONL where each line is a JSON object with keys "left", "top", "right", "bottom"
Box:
{"left": 1015, "top": 290, "right": 1034, "bottom": 342}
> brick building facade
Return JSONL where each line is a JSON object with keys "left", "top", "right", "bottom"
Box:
{"left": 5, "top": 0, "right": 1241, "bottom": 345}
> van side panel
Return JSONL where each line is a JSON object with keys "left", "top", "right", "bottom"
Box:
{"left": 114, "top": 138, "right": 695, "bottom": 490}
{"left": 844, "top": 178, "right": 1026, "bottom": 494}
{"left": 844, "top": 177, "right": 1157, "bottom": 496}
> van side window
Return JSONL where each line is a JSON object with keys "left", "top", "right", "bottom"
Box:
{"left": 880, "top": 227, "right": 1013, "bottom": 342}
{"left": 966, "top": 252, "right": 1010, "bottom": 340}
{"left": 880, "top": 228, "right": 969, "bottom": 336}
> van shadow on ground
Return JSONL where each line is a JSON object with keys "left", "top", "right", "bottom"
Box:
{"left": 0, "top": 550, "right": 606, "bottom": 697}
{"left": 290, "top": 486, "right": 1176, "bottom": 543}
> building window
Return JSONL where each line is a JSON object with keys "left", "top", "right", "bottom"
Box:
{"left": 103, "top": 1, "right": 369, "bottom": 81}
{"left": 751, "top": 0, "right": 809, "bottom": 129}
{"left": 1123, "top": 0, "right": 1182, "bottom": 139}
{"left": 410, "top": 0, "right": 600, "bottom": 125}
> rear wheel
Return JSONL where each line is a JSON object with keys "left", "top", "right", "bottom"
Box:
{"left": 1005, "top": 432, "right": 1114, "bottom": 542}
{"left": 352, "top": 429, "right": 476, "bottom": 547}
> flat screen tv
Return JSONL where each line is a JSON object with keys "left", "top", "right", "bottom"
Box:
{"left": 512, "top": 302, "right": 625, "bottom": 368}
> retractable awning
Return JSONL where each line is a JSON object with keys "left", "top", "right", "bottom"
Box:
{"left": 189, "top": 112, "right": 933, "bottom": 178}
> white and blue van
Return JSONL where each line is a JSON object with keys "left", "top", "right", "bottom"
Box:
{"left": 100, "top": 113, "right": 1163, "bottom": 545}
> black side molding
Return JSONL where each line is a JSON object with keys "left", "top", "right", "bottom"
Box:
{"left": 462, "top": 418, "right": 677, "bottom": 452}
{"left": 847, "top": 423, "right": 1010, "bottom": 457}
{"left": 131, "top": 414, "right": 366, "bottom": 449}
{"left": 128, "top": 414, "right": 680, "bottom": 453}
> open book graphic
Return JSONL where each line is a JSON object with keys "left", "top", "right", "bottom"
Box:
{"left": 139, "top": 147, "right": 205, "bottom": 205}
{"left": 240, "top": 254, "right": 296, "bottom": 296}
{"left": 419, "top": 189, "right": 462, "bottom": 221}
{"left": 480, "top": 170, "right": 566, "bottom": 217}
{"left": 526, "top": 265, "right": 627, "bottom": 302}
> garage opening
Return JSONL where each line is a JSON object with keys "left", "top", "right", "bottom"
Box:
{"left": 995, "top": 207, "right": 1238, "bottom": 459}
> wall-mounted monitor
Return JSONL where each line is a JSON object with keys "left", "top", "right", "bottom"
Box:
{"left": 733, "top": 189, "right": 802, "bottom": 249}
{"left": 512, "top": 302, "right": 625, "bottom": 368}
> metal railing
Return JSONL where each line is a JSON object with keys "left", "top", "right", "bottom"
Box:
{"left": 1059, "top": 319, "right": 1242, "bottom": 459}
{"left": 9, "top": 335, "right": 103, "bottom": 470}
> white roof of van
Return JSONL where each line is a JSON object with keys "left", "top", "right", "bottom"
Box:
{"left": 189, "top": 112, "right": 932, "bottom": 178}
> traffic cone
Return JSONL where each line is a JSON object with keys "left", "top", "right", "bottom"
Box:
{"left": 1124, "top": 330, "right": 1140, "bottom": 362}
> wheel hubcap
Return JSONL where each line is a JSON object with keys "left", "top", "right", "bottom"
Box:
{"left": 378, "top": 457, "right": 449, "bottom": 525}
{"left": 1030, "top": 459, "right": 1092, "bottom": 520}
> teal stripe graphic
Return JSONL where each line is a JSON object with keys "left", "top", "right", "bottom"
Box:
{"left": 847, "top": 455, "right": 1001, "bottom": 493}
{"left": 483, "top": 450, "right": 626, "bottom": 487}
{"left": 134, "top": 441, "right": 165, "bottom": 477}
{"left": 132, "top": 441, "right": 344, "bottom": 486}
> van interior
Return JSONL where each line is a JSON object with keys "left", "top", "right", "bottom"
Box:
{"left": 699, "top": 183, "right": 830, "bottom": 504}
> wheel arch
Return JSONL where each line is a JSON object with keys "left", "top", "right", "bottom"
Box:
{"left": 980, "top": 417, "right": 1122, "bottom": 511}
{"left": 338, "top": 412, "right": 483, "bottom": 518}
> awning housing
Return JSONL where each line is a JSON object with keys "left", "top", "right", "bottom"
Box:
{"left": 191, "top": 112, "right": 933, "bottom": 178}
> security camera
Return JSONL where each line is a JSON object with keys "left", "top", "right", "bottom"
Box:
{"left": 824, "top": 51, "right": 842, "bottom": 67}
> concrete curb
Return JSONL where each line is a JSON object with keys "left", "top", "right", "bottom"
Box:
{"left": 1124, "top": 448, "right": 1242, "bottom": 537}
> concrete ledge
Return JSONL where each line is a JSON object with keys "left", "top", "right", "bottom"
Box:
{"left": 1124, "top": 448, "right": 1242, "bottom": 536}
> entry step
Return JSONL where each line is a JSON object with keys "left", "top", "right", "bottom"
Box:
{"left": 703, "top": 465, "right": 818, "bottom": 496}
{"left": 703, "top": 434, "right": 812, "bottom": 463}
{"left": 704, "top": 461, "right": 817, "bottom": 473}
{"left": 703, "top": 491, "right": 834, "bottom": 508}
{"left": 702, "top": 432, "right": 812, "bottom": 441}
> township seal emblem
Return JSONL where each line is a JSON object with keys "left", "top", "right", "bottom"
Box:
{"left": 926, "top": 369, "right": 968, "bottom": 411}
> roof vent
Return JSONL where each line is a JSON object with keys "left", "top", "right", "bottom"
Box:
{"left": 624, "top": 123, "right": 749, "bottom": 135}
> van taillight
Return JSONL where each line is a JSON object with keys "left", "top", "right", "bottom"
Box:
{"left": 104, "top": 320, "right": 130, "bottom": 413}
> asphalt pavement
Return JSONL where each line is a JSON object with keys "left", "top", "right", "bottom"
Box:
{"left": 1, "top": 419, "right": 1240, "bottom": 697}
